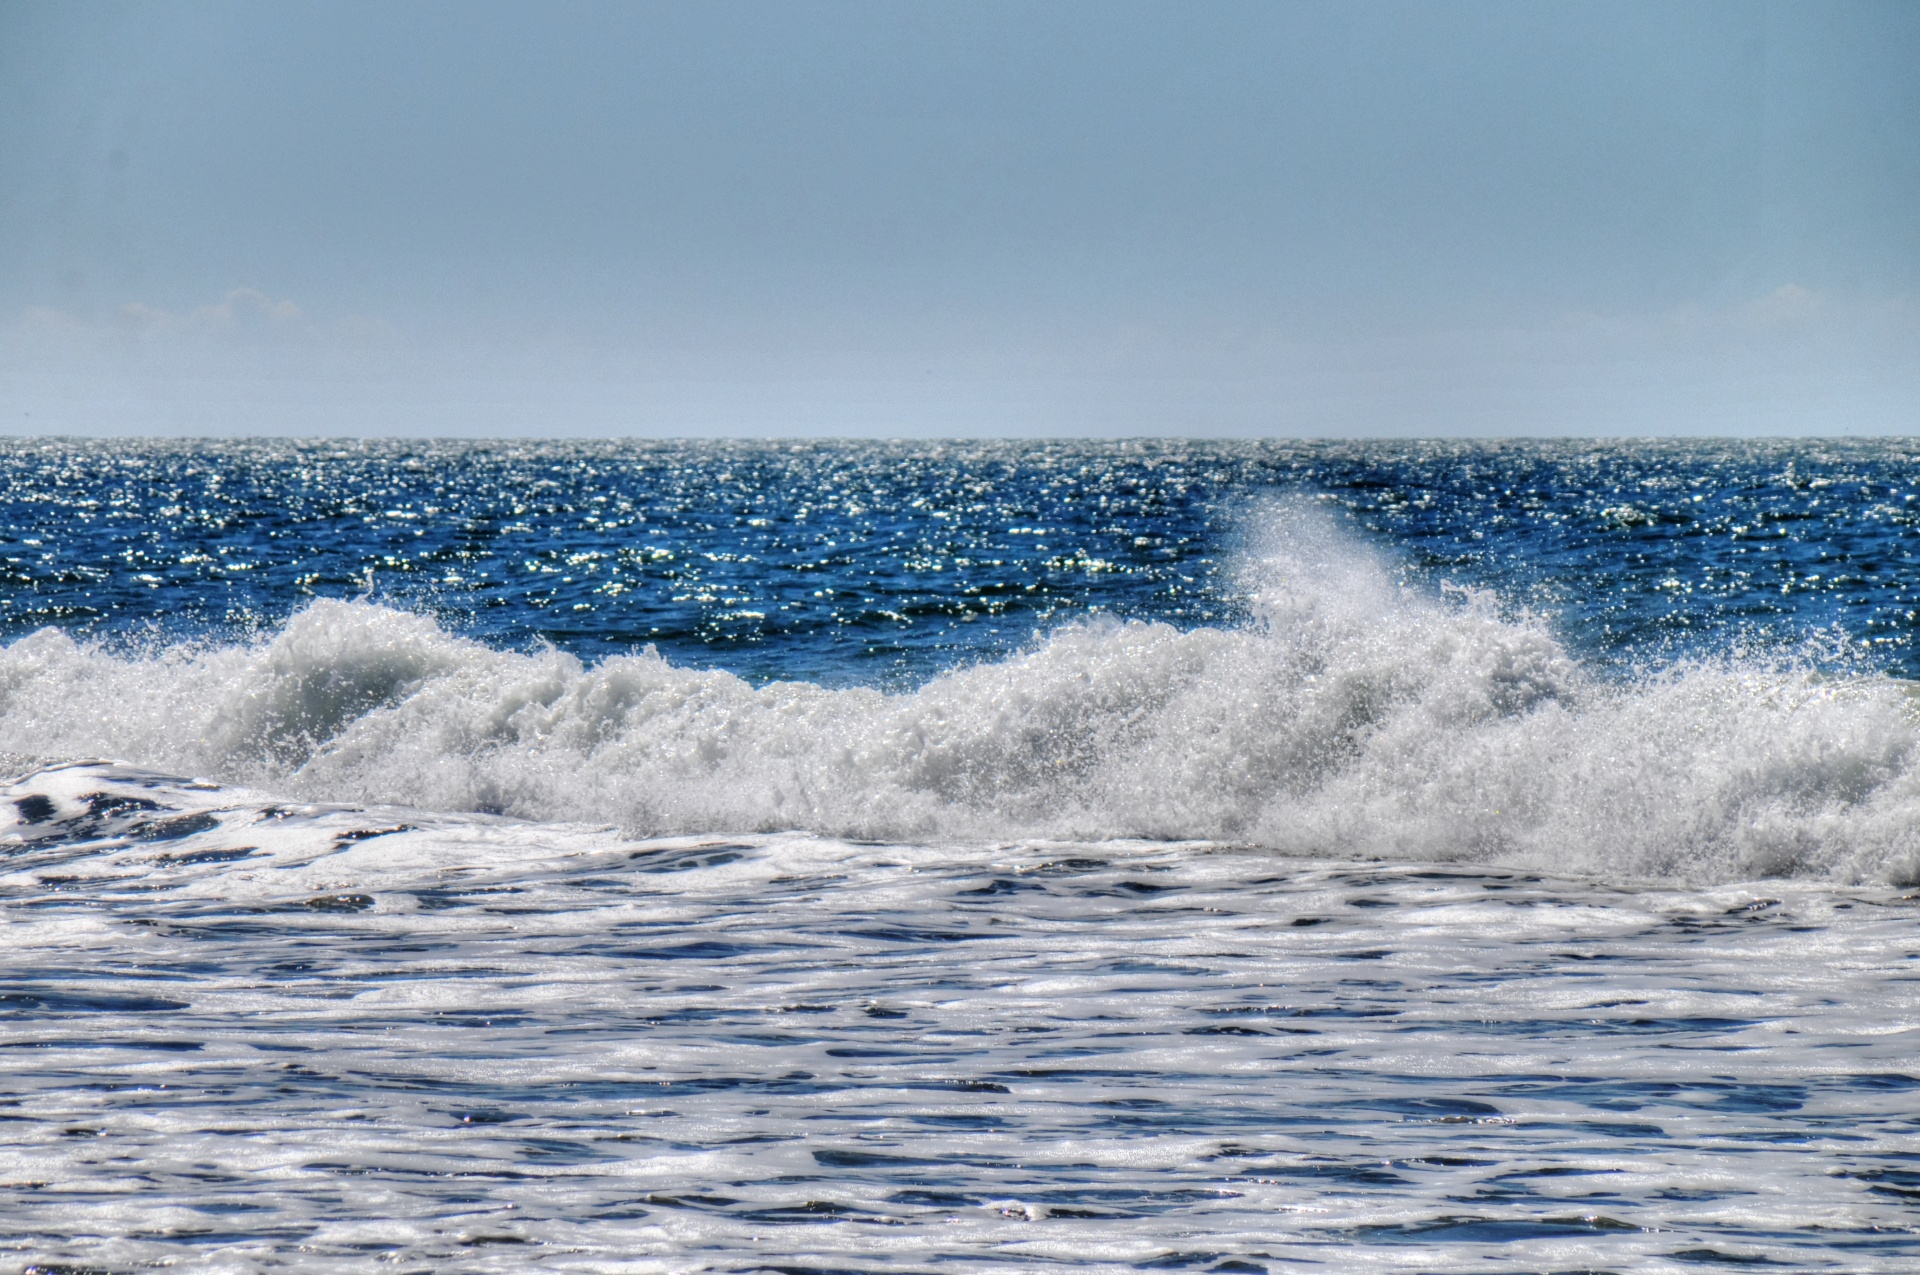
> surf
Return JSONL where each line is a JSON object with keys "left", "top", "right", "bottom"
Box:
{"left": 2, "top": 508, "right": 1917, "bottom": 887}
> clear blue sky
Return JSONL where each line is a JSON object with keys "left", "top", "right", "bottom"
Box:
{"left": 2, "top": 0, "right": 1915, "bottom": 436}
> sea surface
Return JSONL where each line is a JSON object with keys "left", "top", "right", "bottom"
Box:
{"left": 3, "top": 438, "right": 1920, "bottom": 1273}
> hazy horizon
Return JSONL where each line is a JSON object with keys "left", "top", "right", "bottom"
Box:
{"left": 3, "top": 0, "right": 1916, "bottom": 438}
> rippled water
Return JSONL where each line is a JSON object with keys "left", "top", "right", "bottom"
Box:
{"left": 5, "top": 764, "right": 1920, "bottom": 1272}
{"left": 5, "top": 440, "right": 1920, "bottom": 1272}
{"left": 7, "top": 438, "right": 1920, "bottom": 682}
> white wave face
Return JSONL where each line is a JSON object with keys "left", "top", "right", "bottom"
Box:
{"left": 4, "top": 509, "right": 1918, "bottom": 886}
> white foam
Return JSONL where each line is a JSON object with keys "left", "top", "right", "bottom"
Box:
{"left": 4, "top": 508, "right": 1918, "bottom": 886}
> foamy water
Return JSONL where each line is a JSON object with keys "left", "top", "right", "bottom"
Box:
{"left": 5, "top": 443, "right": 1920, "bottom": 1271}
{"left": 3, "top": 510, "right": 1918, "bottom": 887}
{"left": 3, "top": 764, "right": 1919, "bottom": 1272}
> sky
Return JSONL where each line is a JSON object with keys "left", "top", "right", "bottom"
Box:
{"left": 1, "top": 0, "right": 1916, "bottom": 437}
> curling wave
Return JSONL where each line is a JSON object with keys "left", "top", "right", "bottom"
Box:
{"left": 3, "top": 512, "right": 1918, "bottom": 886}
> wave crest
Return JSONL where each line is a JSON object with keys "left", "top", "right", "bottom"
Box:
{"left": 4, "top": 515, "right": 1917, "bottom": 886}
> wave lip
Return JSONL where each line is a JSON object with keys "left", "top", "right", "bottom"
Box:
{"left": 2, "top": 514, "right": 1918, "bottom": 888}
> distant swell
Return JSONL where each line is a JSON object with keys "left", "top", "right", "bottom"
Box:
{"left": 4, "top": 509, "right": 1918, "bottom": 887}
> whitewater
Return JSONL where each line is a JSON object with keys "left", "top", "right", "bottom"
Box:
{"left": 3, "top": 440, "right": 1920, "bottom": 1272}
{"left": 5, "top": 509, "right": 1920, "bottom": 886}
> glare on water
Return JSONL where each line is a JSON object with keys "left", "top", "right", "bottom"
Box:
{"left": 6, "top": 441, "right": 1920, "bottom": 1271}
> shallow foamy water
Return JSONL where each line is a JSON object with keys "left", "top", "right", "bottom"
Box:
{"left": 5, "top": 764, "right": 1919, "bottom": 1273}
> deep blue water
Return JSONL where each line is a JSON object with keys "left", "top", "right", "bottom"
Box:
{"left": 3, "top": 438, "right": 1918, "bottom": 683}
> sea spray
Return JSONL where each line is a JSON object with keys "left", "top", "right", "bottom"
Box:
{"left": 3, "top": 509, "right": 1916, "bottom": 885}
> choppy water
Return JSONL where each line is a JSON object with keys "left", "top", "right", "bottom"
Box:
{"left": 8, "top": 438, "right": 1920, "bottom": 682}
{"left": 5, "top": 440, "right": 1920, "bottom": 1271}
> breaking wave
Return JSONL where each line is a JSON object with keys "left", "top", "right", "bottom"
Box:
{"left": 4, "top": 509, "right": 1919, "bottom": 886}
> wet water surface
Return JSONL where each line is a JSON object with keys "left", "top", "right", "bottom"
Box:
{"left": 4, "top": 764, "right": 1919, "bottom": 1273}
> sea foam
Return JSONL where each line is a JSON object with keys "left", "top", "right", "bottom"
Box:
{"left": 3, "top": 510, "right": 1916, "bottom": 886}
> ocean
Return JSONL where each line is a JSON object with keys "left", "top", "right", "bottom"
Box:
{"left": 3, "top": 438, "right": 1920, "bottom": 1272}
